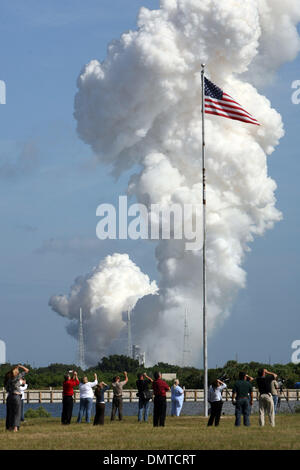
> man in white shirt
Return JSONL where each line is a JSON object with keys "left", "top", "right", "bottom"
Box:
{"left": 20, "top": 378, "right": 28, "bottom": 422}
{"left": 77, "top": 373, "right": 98, "bottom": 423}
{"left": 271, "top": 378, "right": 279, "bottom": 414}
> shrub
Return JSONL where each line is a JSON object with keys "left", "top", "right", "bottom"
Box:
{"left": 24, "top": 406, "right": 51, "bottom": 418}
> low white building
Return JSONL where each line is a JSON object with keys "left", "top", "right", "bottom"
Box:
{"left": 162, "top": 373, "right": 177, "bottom": 381}
{"left": 132, "top": 344, "right": 146, "bottom": 366}
{"left": 0, "top": 340, "right": 6, "bottom": 364}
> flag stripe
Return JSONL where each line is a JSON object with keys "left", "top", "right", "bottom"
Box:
{"left": 205, "top": 99, "right": 259, "bottom": 124}
{"left": 205, "top": 106, "right": 258, "bottom": 123}
{"left": 205, "top": 97, "right": 258, "bottom": 122}
{"left": 205, "top": 101, "right": 258, "bottom": 123}
{"left": 205, "top": 109, "right": 260, "bottom": 125}
{"left": 205, "top": 97, "right": 254, "bottom": 119}
{"left": 221, "top": 94, "right": 256, "bottom": 118}
{"left": 204, "top": 77, "right": 260, "bottom": 126}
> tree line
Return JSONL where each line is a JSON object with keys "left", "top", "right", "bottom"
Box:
{"left": 0, "top": 356, "right": 299, "bottom": 389}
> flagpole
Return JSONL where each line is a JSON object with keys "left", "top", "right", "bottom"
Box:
{"left": 201, "top": 63, "right": 208, "bottom": 417}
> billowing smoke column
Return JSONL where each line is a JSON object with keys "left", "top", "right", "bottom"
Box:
{"left": 49, "top": 253, "right": 158, "bottom": 365}
{"left": 71, "top": 0, "right": 300, "bottom": 365}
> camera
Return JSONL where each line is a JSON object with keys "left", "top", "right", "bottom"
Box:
{"left": 277, "top": 377, "right": 285, "bottom": 388}
{"left": 218, "top": 374, "right": 230, "bottom": 383}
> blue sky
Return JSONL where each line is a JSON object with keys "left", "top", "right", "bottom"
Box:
{"left": 0, "top": 0, "right": 299, "bottom": 368}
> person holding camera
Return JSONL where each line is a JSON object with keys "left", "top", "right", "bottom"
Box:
{"left": 207, "top": 378, "right": 227, "bottom": 426}
{"left": 111, "top": 371, "right": 128, "bottom": 421}
{"left": 276, "top": 379, "right": 284, "bottom": 411}
{"left": 20, "top": 378, "right": 28, "bottom": 422}
{"left": 94, "top": 381, "right": 109, "bottom": 425}
{"left": 256, "top": 368, "right": 277, "bottom": 427}
{"left": 4, "top": 364, "right": 29, "bottom": 432}
{"left": 152, "top": 371, "right": 170, "bottom": 427}
{"left": 232, "top": 372, "right": 253, "bottom": 426}
{"left": 61, "top": 370, "right": 79, "bottom": 425}
{"left": 77, "top": 373, "right": 98, "bottom": 424}
{"left": 136, "top": 372, "right": 153, "bottom": 423}
{"left": 270, "top": 377, "right": 279, "bottom": 414}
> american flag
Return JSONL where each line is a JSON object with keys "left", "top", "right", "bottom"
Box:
{"left": 204, "top": 77, "right": 260, "bottom": 126}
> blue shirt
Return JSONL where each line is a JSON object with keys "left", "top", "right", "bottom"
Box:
{"left": 171, "top": 385, "right": 184, "bottom": 400}
{"left": 95, "top": 385, "right": 109, "bottom": 403}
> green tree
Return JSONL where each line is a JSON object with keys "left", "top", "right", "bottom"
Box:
{"left": 97, "top": 355, "right": 139, "bottom": 373}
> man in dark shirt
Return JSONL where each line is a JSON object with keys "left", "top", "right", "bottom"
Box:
{"left": 256, "top": 368, "right": 277, "bottom": 427}
{"left": 152, "top": 371, "right": 170, "bottom": 427}
{"left": 136, "top": 372, "right": 153, "bottom": 423}
{"left": 232, "top": 372, "right": 253, "bottom": 426}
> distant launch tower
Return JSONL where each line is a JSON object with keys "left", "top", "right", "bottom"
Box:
{"left": 78, "top": 308, "right": 86, "bottom": 370}
{"left": 125, "top": 309, "right": 145, "bottom": 364}
{"left": 127, "top": 309, "right": 132, "bottom": 358}
{"left": 182, "top": 309, "right": 191, "bottom": 367}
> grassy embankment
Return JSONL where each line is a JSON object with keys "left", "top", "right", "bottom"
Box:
{"left": 0, "top": 415, "right": 299, "bottom": 450}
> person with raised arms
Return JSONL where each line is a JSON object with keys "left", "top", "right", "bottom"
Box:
{"left": 4, "top": 364, "right": 29, "bottom": 432}
{"left": 77, "top": 373, "right": 98, "bottom": 424}
{"left": 61, "top": 370, "right": 79, "bottom": 425}
{"left": 111, "top": 371, "right": 128, "bottom": 421}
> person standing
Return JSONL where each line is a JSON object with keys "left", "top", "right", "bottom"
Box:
{"left": 4, "top": 364, "right": 29, "bottom": 432}
{"left": 136, "top": 372, "right": 153, "bottom": 423}
{"left": 111, "top": 371, "right": 128, "bottom": 421}
{"left": 20, "top": 378, "right": 28, "bottom": 422}
{"left": 171, "top": 379, "right": 185, "bottom": 417}
{"left": 94, "top": 381, "right": 109, "bottom": 425}
{"left": 77, "top": 373, "right": 98, "bottom": 424}
{"left": 61, "top": 370, "right": 79, "bottom": 425}
{"left": 207, "top": 378, "right": 227, "bottom": 426}
{"left": 232, "top": 372, "right": 253, "bottom": 426}
{"left": 246, "top": 374, "right": 254, "bottom": 414}
{"left": 152, "top": 371, "right": 170, "bottom": 427}
{"left": 256, "top": 368, "right": 277, "bottom": 427}
{"left": 271, "top": 378, "right": 279, "bottom": 415}
{"left": 276, "top": 379, "right": 284, "bottom": 411}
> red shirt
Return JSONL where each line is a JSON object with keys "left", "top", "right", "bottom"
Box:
{"left": 63, "top": 378, "right": 79, "bottom": 397}
{"left": 152, "top": 379, "right": 170, "bottom": 397}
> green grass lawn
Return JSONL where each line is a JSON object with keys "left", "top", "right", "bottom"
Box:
{"left": 0, "top": 415, "right": 299, "bottom": 450}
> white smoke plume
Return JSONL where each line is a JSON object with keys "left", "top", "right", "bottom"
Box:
{"left": 245, "top": 0, "right": 300, "bottom": 86}
{"left": 69, "top": 0, "right": 300, "bottom": 365}
{"left": 49, "top": 253, "right": 158, "bottom": 365}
